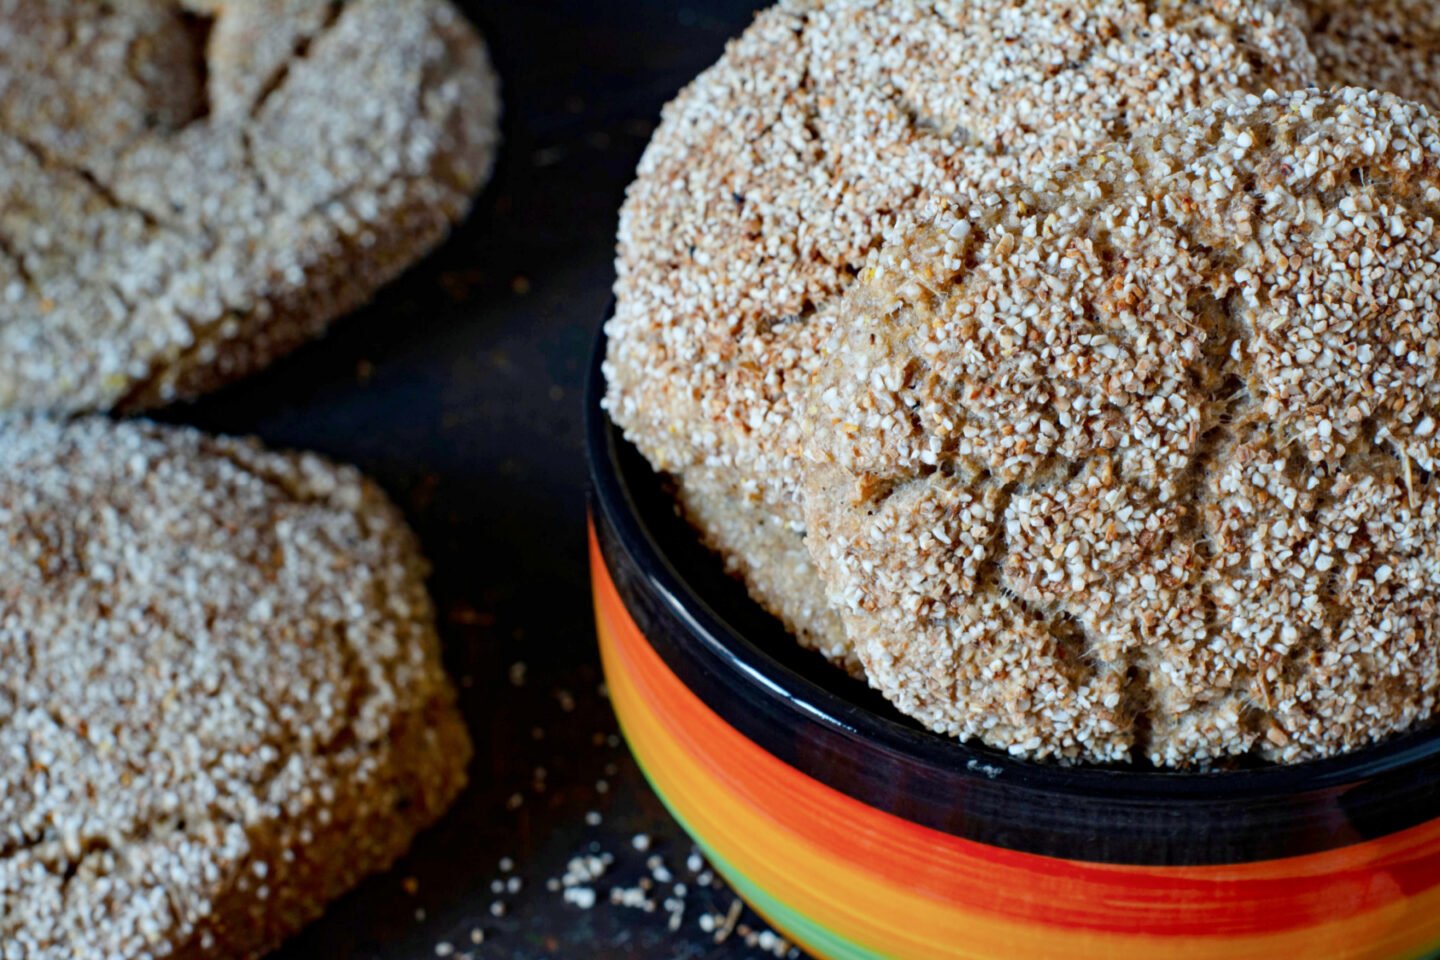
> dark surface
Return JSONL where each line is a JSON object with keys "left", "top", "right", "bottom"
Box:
{"left": 154, "top": 2, "right": 785, "bottom": 957}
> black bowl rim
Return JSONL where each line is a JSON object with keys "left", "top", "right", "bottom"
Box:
{"left": 585, "top": 324, "right": 1440, "bottom": 805}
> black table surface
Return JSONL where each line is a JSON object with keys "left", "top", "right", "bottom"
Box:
{"left": 158, "top": 2, "right": 798, "bottom": 957}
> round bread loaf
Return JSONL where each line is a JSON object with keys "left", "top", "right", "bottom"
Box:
{"left": 803, "top": 88, "right": 1440, "bottom": 767}
{"left": 0, "top": 0, "right": 500, "bottom": 413}
{"left": 0, "top": 417, "right": 470, "bottom": 957}
{"left": 604, "top": 0, "right": 1315, "bottom": 667}
{"left": 1303, "top": 0, "right": 1440, "bottom": 110}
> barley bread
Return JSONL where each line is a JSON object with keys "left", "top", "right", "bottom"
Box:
{"left": 603, "top": 0, "right": 1316, "bottom": 667}
{"left": 802, "top": 88, "right": 1440, "bottom": 766}
{"left": 0, "top": 0, "right": 501, "bottom": 413}
{"left": 0, "top": 416, "right": 470, "bottom": 957}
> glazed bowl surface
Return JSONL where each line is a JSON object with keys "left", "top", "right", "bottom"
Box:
{"left": 585, "top": 331, "right": 1440, "bottom": 960}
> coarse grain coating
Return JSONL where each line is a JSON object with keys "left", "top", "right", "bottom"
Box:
{"left": 0, "top": 417, "right": 471, "bottom": 958}
{"left": 604, "top": 0, "right": 1316, "bottom": 666}
{"left": 0, "top": 0, "right": 501, "bottom": 413}
{"left": 803, "top": 88, "right": 1440, "bottom": 767}
{"left": 1302, "top": 0, "right": 1440, "bottom": 111}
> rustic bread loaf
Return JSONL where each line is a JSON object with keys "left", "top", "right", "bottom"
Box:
{"left": 0, "top": 417, "right": 470, "bottom": 957}
{"left": 0, "top": 0, "right": 501, "bottom": 413}
{"left": 803, "top": 88, "right": 1440, "bottom": 766}
{"left": 604, "top": 0, "right": 1316, "bottom": 668}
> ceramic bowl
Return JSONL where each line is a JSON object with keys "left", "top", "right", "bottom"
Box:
{"left": 586, "top": 333, "right": 1440, "bottom": 960}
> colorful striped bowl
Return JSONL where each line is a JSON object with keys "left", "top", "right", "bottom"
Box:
{"left": 586, "top": 339, "right": 1440, "bottom": 960}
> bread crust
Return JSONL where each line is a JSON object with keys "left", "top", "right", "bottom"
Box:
{"left": 0, "top": 417, "right": 470, "bottom": 958}
{"left": 604, "top": 0, "right": 1316, "bottom": 664}
{"left": 0, "top": 0, "right": 501, "bottom": 413}
{"left": 803, "top": 89, "right": 1440, "bottom": 766}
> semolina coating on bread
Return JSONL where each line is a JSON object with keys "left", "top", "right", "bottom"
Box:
{"left": 0, "top": 0, "right": 501, "bottom": 414}
{"left": 0, "top": 417, "right": 470, "bottom": 958}
{"left": 604, "top": 0, "right": 1317, "bottom": 667}
{"left": 803, "top": 88, "right": 1440, "bottom": 767}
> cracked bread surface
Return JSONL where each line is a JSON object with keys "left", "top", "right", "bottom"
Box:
{"left": 0, "top": 417, "right": 470, "bottom": 958}
{"left": 603, "top": 0, "right": 1316, "bottom": 666}
{"left": 0, "top": 0, "right": 501, "bottom": 414}
{"left": 803, "top": 88, "right": 1440, "bottom": 767}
